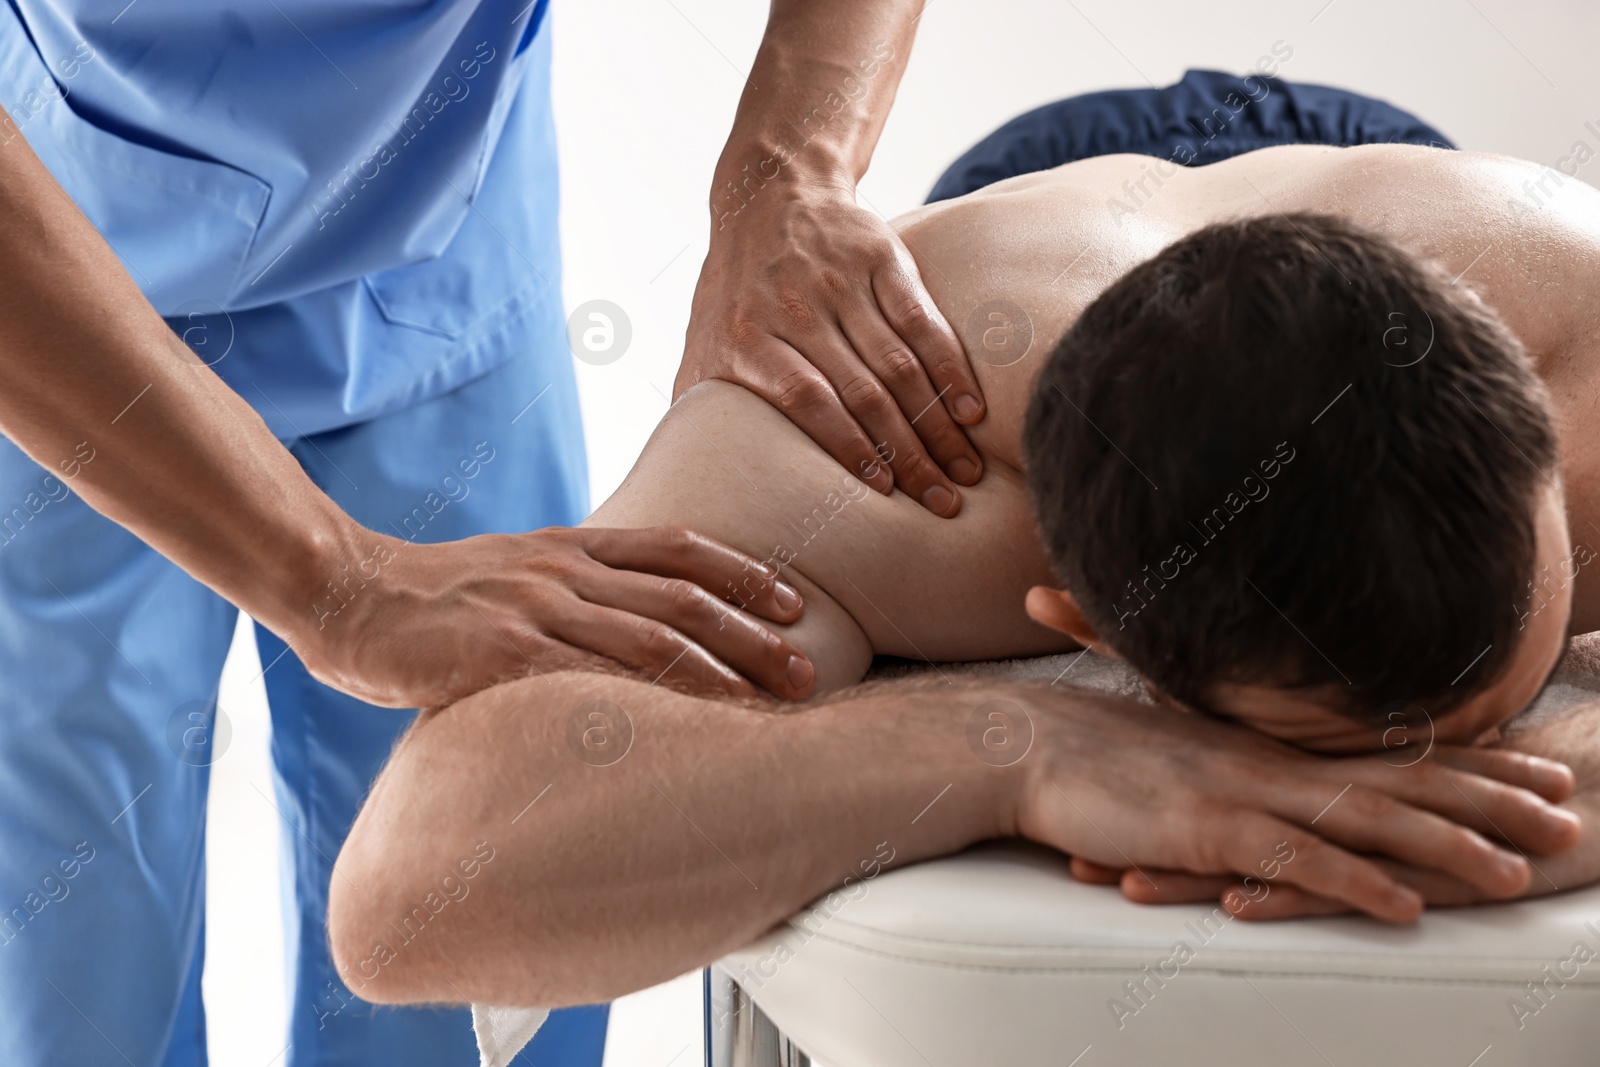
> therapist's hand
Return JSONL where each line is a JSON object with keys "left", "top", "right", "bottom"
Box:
{"left": 291, "top": 525, "right": 814, "bottom": 710}
{"left": 678, "top": 0, "right": 983, "bottom": 516}
{"left": 678, "top": 178, "right": 986, "bottom": 518}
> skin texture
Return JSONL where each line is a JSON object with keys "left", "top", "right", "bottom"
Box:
{"left": 0, "top": 0, "right": 968, "bottom": 711}
{"left": 329, "top": 144, "right": 1600, "bottom": 1007}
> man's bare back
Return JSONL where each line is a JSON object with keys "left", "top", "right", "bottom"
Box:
{"left": 591, "top": 144, "right": 1600, "bottom": 693}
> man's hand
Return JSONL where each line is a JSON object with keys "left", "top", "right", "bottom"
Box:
{"left": 289, "top": 525, "right": 814, "bottom": 710}
{"left": 1088, "top": 705, "right": 1600, "bottom": 920}
{"left": 679, "top": 179, "right": 985, "bottom": 517}
{"left": 1016, "top": 690, "right": 1583, "bottom": 923}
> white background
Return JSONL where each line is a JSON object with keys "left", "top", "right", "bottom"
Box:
{"left": 204, "top": 1, "right": 1600, "bottom": 1064}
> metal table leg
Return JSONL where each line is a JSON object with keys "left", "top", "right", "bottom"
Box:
{"left": 705, "top": 966, "right": 812, "bottom": 1067}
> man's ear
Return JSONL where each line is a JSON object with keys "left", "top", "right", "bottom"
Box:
{"left": 1024, "top": 586, "right": 1121, "bottom": 659}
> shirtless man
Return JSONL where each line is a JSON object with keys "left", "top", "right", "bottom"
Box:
{"left": 327, "top": 75, "right": 1600, "bottom": 1010}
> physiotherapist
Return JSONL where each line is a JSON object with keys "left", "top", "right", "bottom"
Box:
{"left": 0, "top": 0, "right": 982, "bottom": 1064}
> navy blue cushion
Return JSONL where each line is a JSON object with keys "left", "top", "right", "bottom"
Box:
{"left": 927, "top": 68, "right": 1455, "bottom": 203}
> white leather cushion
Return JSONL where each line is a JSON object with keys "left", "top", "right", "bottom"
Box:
{"left": 722, "top": 841, "right": 1600, "bottom": 1067}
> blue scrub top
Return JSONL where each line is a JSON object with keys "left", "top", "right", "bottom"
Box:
{"left": 0, "top": 0, "right": 565, "bottom": 437}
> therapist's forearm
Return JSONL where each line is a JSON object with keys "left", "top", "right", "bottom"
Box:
{"left": 0, "top": 117, "right": 364, "bottom": 637}
{"left": 714, "top": 0, "right": 923, "bottom": 189}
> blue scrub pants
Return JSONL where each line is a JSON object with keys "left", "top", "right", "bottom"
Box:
{"left": 0, "top": 339, "right": 608, "bottom": 1064}
{"left": 926, "top": 68, "right": 1454, "bottom": 203}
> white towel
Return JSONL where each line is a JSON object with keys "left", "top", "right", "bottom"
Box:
{"left": 470, "top": 637, "right": 1600, "bottom": 1065}
{"left": 473, "top": 1003, "right": 549, "bottom": 1067}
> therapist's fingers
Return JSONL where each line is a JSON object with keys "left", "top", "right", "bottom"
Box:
{"left": 871, "top": 249, "right": 985, "bottom": 427}
{"left": 570, "top": 566, "right": 814, "bottom": 699}
{"left": 716, "top": 339, "right": 896, "bottom": 495}
{"left": 839, "top": 304, "right": 983, "bottom": 488}
{"left": 573, "top": 525, "right": 805, "bottom": 625}
{"left": 548, "top": 603, "right": 760, "bottom": 699}
{"left": 799, "top": 326, "right": 964, "bottom": 517}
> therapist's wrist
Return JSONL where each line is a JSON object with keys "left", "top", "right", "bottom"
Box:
{"left": 252, "top": 508, "right": 389, "bottom": 656}
{"left": 708, "top": 137, "right": 857, "bottom": 228}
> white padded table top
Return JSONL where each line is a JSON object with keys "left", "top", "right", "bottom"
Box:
{"left": 722, "top": 840, "right": 1600, "bottom": 1066}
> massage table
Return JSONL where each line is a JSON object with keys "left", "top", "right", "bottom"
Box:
{"left": 476, "top": 642, "right": 1600, "bottom": 1067}
{"left": 708, "top": 841, "right": 1600, "bottom": 1066}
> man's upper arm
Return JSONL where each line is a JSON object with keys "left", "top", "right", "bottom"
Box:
{"left": 585, "top": 380, "right": 1070, "bottom": 691}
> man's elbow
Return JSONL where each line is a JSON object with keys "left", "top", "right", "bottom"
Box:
{"left": 327, "top": 842, "right": 433, "bottom": 1005}
{"left": 328, "top": 808, "right": 551, "bottom": 1006}
{"left": 326, "top": 798, "right": 490, "bottom": 1006}
{"left": 325, "top": 711, "right": 479, "bottom": 1005}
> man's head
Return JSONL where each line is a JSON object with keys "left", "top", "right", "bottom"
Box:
{"left": 1021, "top": 212, "right": 1569, "bottom": 752}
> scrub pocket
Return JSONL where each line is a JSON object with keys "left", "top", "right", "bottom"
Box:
{"left": 0, "top": 10, "right": 270, "bottom": 312}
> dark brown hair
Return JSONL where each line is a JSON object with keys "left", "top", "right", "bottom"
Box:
{"left": 1023, "top": 213, "right": 1558, "bottom": 722}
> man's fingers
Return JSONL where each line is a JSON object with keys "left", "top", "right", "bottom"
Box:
{"left": 1301, "top": 785, "right": 1533, "bottom": 898}
{"left": 1119, "top": 869, "right": 1359, "bottom": 920}
{"left": 1342, "top": 759, "right": 1582, "bottom": 856}
{"left": 1225, "top": 856, "right": 1488, "bottom": 921}
{"left": 1370, "top": 859, "right": 1488, "bottom": 907}
{"left": 572, "top": 567, "right": 815, "bottom": 699}
{"left": 1429, "top": 746, "right": 1576, "bottom": 804}
{"left": 576, "top": 525, "right": 805, "bottom": 625}
{"left": 839, "top": 308, "right": 983, "bottom": 488}
{"left": 548, "top": 604, "right": 760, "bottom": 698}
{"left": 1223, "top": 883, "right": 1351, "bottom": 921}
{"left": 1223, "top": 817, "right": 1422, "bottom": 924}
{"left": 1427, "top": 770, "right": 1581, "bottom": 856}
{"left": 1068, "top": 856, "right": 1125, "bottom": 885}
{"left": 871, "top": 255, "right": 985, "bottom": 425}
{"left": 1118, "top": 868, "right": 1233, "bottom": 903}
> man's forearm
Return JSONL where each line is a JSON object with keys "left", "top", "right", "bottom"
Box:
{"left": 327, "top": 669, "right": 1020, "bottom": 1008}
{"left": 329, "top": 664, "right": 1586, "bottom": 1007}
{"left": 714, "top": 0, "right": 922, "bottom": 192}
{"left": 0, "top": 116, "right": 364, "bottom": 638}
